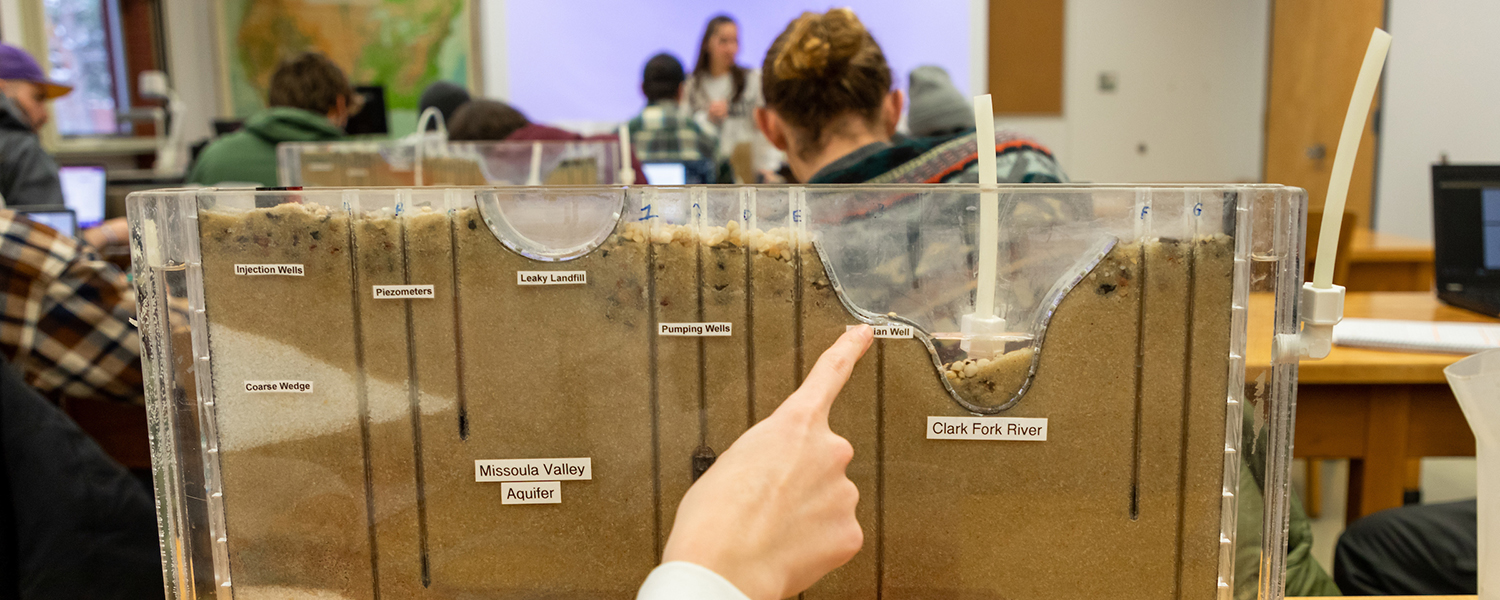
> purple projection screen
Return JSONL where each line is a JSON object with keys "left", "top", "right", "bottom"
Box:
{"left": 503, "top": 0, "right": 973, "bottom": 124}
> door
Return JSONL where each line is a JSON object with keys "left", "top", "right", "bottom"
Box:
{"left": 1264, "top": 0, "right": 1385, "bottom": 229}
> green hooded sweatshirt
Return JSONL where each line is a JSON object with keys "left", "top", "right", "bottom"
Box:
{"left": 187, "top": 107, "right": 344, "bottom": 187}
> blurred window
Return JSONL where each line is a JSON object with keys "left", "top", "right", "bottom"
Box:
{"left": 44, "top": 0, "right": 130, "bottom": 136}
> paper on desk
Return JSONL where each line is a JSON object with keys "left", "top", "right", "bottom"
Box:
{"left": 1333, "top": 318, "right": 1500, "bottom": 354}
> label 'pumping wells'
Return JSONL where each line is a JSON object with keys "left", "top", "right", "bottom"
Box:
{"left": 476, "top": 458, "right": 592, "bottom": 482}
{"left": 659, "top": 322, "right": 732, "bottom": 337}
{"left": 244, "top": 380, "right": 314, "bottom": 393}
{"left": 373, "top": 285, "right": 435, "bottom": 299}
{"left": 517, "top": 271, "right": 587, "bottom": 285}
{"left": 927, "top": 416, "right": 1047, "bottom": 441}
{"left": 235, "top": 264, "right": 304, "bottom": 276}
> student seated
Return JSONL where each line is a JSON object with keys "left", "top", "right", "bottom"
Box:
{"left": 0, "top": 354, "right": 161, "bottom": 597}
{"left": 627, "top": 53, "right": 718, "bottom": 164}
{"left": 753, "top": 9, "right": 1063, "bottom": 185}
{"left": 1334, "top": 499, "right": 1478, "bottom": 594}
{"left": 0, "top": 209, "right": 143, "bottom": 406}
{"left": 448, "top": 99, "right": 530, "bottom": 142}
{"left": 906, "top": 65, "right": 975, "bottom": 139}
{"left": 446, "top": 97, "right": 649, "bottom": 182}
{"left": 188, "top": 52, "right": 358, "bottom": 187}
{"left": 0, "top": 43, "right": 70, "bottom": 206}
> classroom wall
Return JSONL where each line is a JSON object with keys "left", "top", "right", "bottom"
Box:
{"left": 0, "top": 2, "right": 23, "bottom": 45}
{"left": 480, "top": 0, "right": 507, "bottom": 102}
{"left": 996, "top": 0, "right": 1270, "bottom": 183}
{"left": 162, "top": 0, "right": 219, "bottom": 147}
{"left": 1374, "top": 0, "right": 1500, "bottom": 242}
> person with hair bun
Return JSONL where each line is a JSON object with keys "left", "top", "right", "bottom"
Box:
{"left": 755, "top": 8, "right": 1064, "bottom": 185}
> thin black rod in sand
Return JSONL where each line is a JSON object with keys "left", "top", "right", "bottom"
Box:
{"left": 400, "top": 215, "right": 432, "bottom": 587}
{"left": 347, "top": 215, "right": 383, "bottom": 599}
{"left": 1130, "top": 242, "right": 1148, "bottom": 521}
{"left": 696, "top": 230, "right": 708, "bottom": 447}
{"left": 646, "top": 240, "right": 663, "bottom": 560}
{"left": 744, "top": 242, "right": 757, "bottom": 426}
{"left": 450, "top": 217, "right": 470, "bottom": 441}
{"left": 875, "top": 340, "right": 886, "bottom": 599}
{"left": 793, "top": 241, "right": 805, "bottom": 386}
{"left": 1171, "top": 240, "right": 1201, "bottom": 600}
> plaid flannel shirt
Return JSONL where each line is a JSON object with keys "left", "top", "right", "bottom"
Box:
{"left": 0, "top": 211, "right": 142, "bottom": 405}
{"left": 627, "top": 101, "right": 719, "bottom": 163}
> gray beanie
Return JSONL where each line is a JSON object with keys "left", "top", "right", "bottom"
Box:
{"left": 907, "top": 65, "right": 975, "bottom": 138}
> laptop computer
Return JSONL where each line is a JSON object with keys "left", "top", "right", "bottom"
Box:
{"left": 12, "top": 206, "right": 79, "bottom": 238}
{"left": 1432, "top": 164, "right": 1500, "bottom": 316}
{"left": 57, "top": 164, "right": 107, "bottom": 229}
{"left": 344, "top": 85, "right": 388, "bottom": 136}
{"left": 642, "top": 160, "right": 715, "bottom": 185}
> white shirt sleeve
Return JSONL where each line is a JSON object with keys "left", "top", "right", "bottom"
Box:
{"left": 636, "top": 561, "right": 754, "bottom": 600}
{"left": 740, "top": 70, "right": 784, "bottom": 173}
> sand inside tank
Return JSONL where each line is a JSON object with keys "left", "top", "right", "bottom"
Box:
{"left": 195, "top": 200, "right": 1235, "bottom": 599}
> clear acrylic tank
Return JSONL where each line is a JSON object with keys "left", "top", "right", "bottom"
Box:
{"left": 130, "top": 183, "right": 1308, "bottom": 600}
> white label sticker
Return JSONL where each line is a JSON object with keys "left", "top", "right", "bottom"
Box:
{"left": 373, "top": 285, "right": 435, "bottom": 299}
{"left": 659, "top": 322, "right": 733, "bottom": 336}
{"left": 517, "top": 271, "right": 587, "bottom": 285}
{"left": 501, "top": 481, "right": 562, "bottom": 505}
{"left": 927, "top": 416, "right": 1047, "bottom": 441}
{"left": 847, "top": 324, "right": 914, "bottom": 339}
{"left": 244, "top": 380, "right": 314, "bottom": 393}
{"left": 475, "top": 458, "right": 592, "bottom": 482}
{"left": 235, "top": 264, "right": 304, "bottom": 276}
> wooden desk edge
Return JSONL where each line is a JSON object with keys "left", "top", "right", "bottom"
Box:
{"left": 1247, "top": 292, "right": 1493, "bottom": 385}
{"left": 1347, "top": 228, "right": 1435, "bottom": 263}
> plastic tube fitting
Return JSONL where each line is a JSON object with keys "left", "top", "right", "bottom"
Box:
{"left": 1274, "top": 282, "right": 1345, "bottom": 362}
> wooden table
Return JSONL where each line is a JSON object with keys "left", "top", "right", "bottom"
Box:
{"left": 1247, "top": 292, "right": 1491, "bottom": 523}
{"left": 1342, "top": 229, "right": 1434, "bottom": 292}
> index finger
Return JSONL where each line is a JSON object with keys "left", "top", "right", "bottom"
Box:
{"left": 782, "top": 325, "right": 874, "bottom": 420}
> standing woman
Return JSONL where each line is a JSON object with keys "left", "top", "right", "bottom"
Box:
{"left": 684, "top": 14, "right": 783, "bottom": 182}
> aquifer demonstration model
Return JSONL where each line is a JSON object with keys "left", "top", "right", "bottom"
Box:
{"left": 130, "top": 183, "right": 1307, "bottom": 600}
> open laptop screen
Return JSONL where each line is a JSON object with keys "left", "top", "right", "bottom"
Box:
{"left": 642, "top": 163, "right": 687, "bottom": 186}
{"left": 1432, "top": 165, "right": 1500, "bottom": 294}
{"left": 57, "top": 165, "right": 107, "bottom": 228}
{"left": 13, "top": 207, "right": 77, "bottom": 238}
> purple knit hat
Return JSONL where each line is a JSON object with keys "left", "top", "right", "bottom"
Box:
{"left": 0, "top": 43, "right": 72, "bottom": 99}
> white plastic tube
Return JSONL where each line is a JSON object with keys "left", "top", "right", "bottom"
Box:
{"left": 1313, "top": 28, "right": 1391, "bottom": 289}
{"left": 974, "top": 94, "right": 999, "bottom": 317}
{"left": 618, "top": 124, "right": 636, "bottom": 184}
{"left": 1277, "top": 28, "right": 1389, "bottom": 363}
{"left": 962, "top": 95, "right": 1006, "bottom": 357}
{"left": 1444, "top": 349, "right": 1500, "bottom": 600}
{"left": 526, "top": 141, "right": 543, "bottom": 186}
{"left": 413, "top": 106, "right": 447, "bottom": 187}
